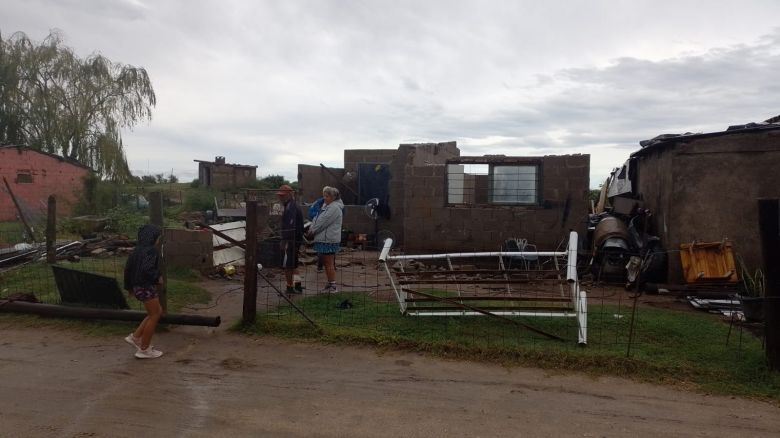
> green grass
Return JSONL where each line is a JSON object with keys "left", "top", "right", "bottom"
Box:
{"left": 0, "top": 221, "right": 28, "bottom": 245}
{"left": 238, "top": 292, "right": 780, "bottom": 402}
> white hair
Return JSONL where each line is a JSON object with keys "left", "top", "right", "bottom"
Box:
{"left": 322, "top": 186, "right": 341, "bottom": 200}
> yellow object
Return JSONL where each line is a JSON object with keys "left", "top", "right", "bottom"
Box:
{"left": 679, "top": 240, "right": 738, "bottom": 284}
{"left": 222, "top": 265, "right": 236, "bottom": 276}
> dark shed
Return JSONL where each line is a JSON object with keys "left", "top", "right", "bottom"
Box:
{"left": 629, "top": 122, "right": 780, "bottom": 281}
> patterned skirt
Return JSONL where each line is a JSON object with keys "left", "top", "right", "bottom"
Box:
{"left": 314, "top": 242, "right": 340, "bottom": 254}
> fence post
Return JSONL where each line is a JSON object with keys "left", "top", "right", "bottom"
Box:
{"left": 243, "top": 201, "right": 258, "bottom": 324}
{"left": 149, "top": 191, "right": 167, "bottom": 312}
{"left": 758, "top": 198, "right": 780, "bottom": 370}
{"left": 46, "top": 195, "right": 56, "bottom": 264}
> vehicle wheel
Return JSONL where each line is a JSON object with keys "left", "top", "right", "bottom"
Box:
{"left": 641, "top": 242, "right": 667, "bottom": 283}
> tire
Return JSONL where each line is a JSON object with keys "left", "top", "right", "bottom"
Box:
{"left": 641, "top": 242, "right": 667, "bottom": 283}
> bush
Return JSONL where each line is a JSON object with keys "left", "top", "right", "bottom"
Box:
{"left": 248, "top": 175, "right": 291, "bottom": 190}
{"left": 190, "top": 179, "right": 200, "bottom": 188}
{"left": 105, "top": 206, "right": 147, "bottom": 235}
{"left": 184, "top": 189, "right": 219, "bottom": 212}
{"left": 75, "top": 173, "right": 122, "bottom": 215}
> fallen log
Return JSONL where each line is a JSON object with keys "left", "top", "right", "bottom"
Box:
{"left": 0, "top": 300, "right": 221, "bottom": 327}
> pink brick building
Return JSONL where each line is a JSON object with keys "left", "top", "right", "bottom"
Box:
{"left": 0, "top": 145, "right": 90, "bottom": 221}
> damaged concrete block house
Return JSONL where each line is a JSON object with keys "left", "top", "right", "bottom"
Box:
{"left": 594, "top": 117, "right": 780, "bottom": 288}
{"left": 298, "top": 141, "right": 589, "bottom": 254}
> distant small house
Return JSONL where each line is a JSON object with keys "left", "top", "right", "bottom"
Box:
{"left": 194, "top": 156, "right": 257, "bottom": 189}
{"left": 613, "top": 120, "right": 780, "bottom": 281}
{"left": 0, "top": 145, "right": 91, "bottom": 221}
{"left": 299, "top": 142, "right": 589, "bottom": 252}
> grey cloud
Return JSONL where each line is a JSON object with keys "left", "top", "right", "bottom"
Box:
{"left": 4, "top": 1, "right": 780, "bottom": 186}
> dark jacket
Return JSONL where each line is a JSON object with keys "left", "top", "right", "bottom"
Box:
{"left": 281, "top": 199, "right": 304, "bottom": 243}
{"left": 123, "top": 224, "right": 162, "bottom": 291}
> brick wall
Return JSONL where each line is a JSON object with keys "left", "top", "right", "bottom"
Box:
{"left": 0, "top": 147, "right": 90, "bottom": 221}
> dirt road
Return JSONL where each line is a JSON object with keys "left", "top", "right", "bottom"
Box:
{"left": 2, "top": 317, "right": 779, "bottom": 438}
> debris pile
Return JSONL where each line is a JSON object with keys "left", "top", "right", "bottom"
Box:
{"left": 0, "top": 235, "right": 135, "bottom": 271}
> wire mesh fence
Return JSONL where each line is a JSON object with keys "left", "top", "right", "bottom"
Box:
{"left": 0, "top": 212, "right": 769, "bottom": 371}
{"left": 0, "top": 218, "right": 143, "bottom": 310}
{"left": 250, "top": 239, "right": 764, "bottom": 365}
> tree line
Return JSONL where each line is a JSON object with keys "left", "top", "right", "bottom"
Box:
{"left": 0, "top": 30, "right": 155, "bottom": 181}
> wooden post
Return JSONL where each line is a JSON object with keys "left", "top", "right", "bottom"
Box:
{"left": 149, "top": 191, "right": 168, "bottom": 312}
{"left": 46, "top": 195, "right": 56, "bottom": 264}
{"left": 2, "top": 176, "right": 36, "bottom": 241}
{"left": 243, "top": 200, "right": 258, "bottom": 324}
{"left": 758, "top": 199, "right": 780, "bottom": 370}
{"left": 0, "top": 300, "right": 220, "bottom": 327}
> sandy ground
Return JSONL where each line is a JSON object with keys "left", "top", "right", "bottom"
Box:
{"left": 1, "top": 267, "right": 779, "bottom": 437}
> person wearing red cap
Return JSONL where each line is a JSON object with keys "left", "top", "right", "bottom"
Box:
{"left": 277, "top": 184, "right": 304, "bottom": 294}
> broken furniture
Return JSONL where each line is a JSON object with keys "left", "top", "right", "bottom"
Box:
{"left": 378, "top": 231, "right": 587, "bottom": 345}
{"left": 680, "top": 240, "right": 738, "bottom": 284}
{"left": 52, "top": 265, "right": 129, "bottom": 309}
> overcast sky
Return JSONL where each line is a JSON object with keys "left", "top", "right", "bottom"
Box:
{"left": 3, "top": 0, "right": 779, "bottom": 186}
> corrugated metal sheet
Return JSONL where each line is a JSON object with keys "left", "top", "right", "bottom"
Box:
{"left": 211, "top": 221, "right": 246, "bottom": 266}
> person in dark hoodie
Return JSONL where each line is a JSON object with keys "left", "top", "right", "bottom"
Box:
{"left": 123, "top": 224, "right": 164, "bottom": 359}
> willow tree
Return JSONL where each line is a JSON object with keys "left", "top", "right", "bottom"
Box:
{"left": 0, "top": 30, "right": 155, "bottom": 181}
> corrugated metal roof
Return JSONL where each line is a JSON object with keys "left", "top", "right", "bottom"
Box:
{"left": 632, "top": 123, "right": 780, "bottom": 157}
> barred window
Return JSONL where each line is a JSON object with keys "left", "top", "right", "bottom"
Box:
{"left": 447, "top": 162, "right": 539, "bottom": 205}
{"left": 490, "top": 165, "right": 538, "bottom": 204}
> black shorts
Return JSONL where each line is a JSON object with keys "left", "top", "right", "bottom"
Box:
{"left": 280, "top": 240, "right": 300, "bottom": 269}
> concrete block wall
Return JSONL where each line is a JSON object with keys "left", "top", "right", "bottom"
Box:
{"left": 387, "top": 143, "right": 460, "bottom": 248}
{"left": 299, "top": 143, "right": 593, "bottom": 254}
{"left": 297, "top": 164, "right": 345, "bottom": 206}
{"left": 164, "top": 228, "right": 214, "bottom": 272}
{"left": 343, "top": 149, "right": 397, "bottom": 206}
{"left": 199, "top": 163, "right": 256, "bottom": 189}
{"left": 402, "top": 154, "right": 590, "bottom": 253}
{"left": 341, "top": 205, "right": 378, "bottom": 236}
{"left": 635, "top": 130, "right": 780, "bottom": 282}
{"left": 343, "top": 149, "right": 397, "bottom": 172}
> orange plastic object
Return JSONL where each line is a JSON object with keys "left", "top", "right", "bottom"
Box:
{"left": 679, "top": 240, "right": 738, "bottom": 284}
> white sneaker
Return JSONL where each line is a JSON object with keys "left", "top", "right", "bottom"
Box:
{"left": 134, "top": 347, "right": 164, "bottom": 359}
{"left": 124, "top": 334, "right": 141, "bottom": 350}
{"left": 328, "top": 285, "right": 339, "bottom": 294}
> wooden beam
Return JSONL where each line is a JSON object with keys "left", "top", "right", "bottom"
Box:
{"left": 758, "top": 198, "right": 780, "bottom": 370}
{"left": 46, "top": 195, "right": 56, "bottom": 264}
{"left": 0, "top": 300, "right": 220, "bottom": 326}
{"left": 2, "top": 176, "right": 36, "bottom": 241}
